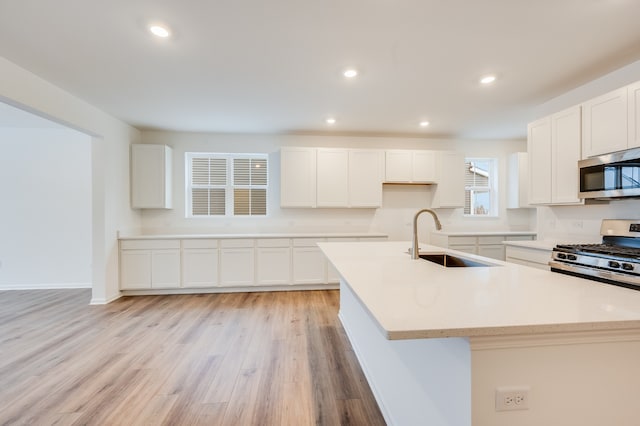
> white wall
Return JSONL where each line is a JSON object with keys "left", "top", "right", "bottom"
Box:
{"left": 0, "top": 128, "right": 92, "bottom": 288}
{"left": 140, "top": 131, "right": 533, "bottom": 242}
{"left": 0, "top": 56, "right": 141, "bottom": 303}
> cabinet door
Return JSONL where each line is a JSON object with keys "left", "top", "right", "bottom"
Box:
{"left": 220, "top": 248, "right": 255, "bottom": 286}
{"left": 316, "top": 149, "right": 349, "bottom": 207}
{"left": 131, "top": 144, "right": 172, "bottom": 209}
{"left": 280, "top": 147, "right": 316, "bottom": 207}
{"left": 527, "top": 117, "right": 552, "bottom": 204}
{"left": 582, "top": 87, "right": 628, "bottom": 157}
{"left": 182, "top": 248, "right": 218, "bottom": 288}
{"left": 449, "top": 245, "right": 477, "bottom": 255}
{"left": 256, "top": 247, "right": 291, "bottom": 285}
{"left": 120, "top": 250, "right": 152, "bottom": 289}
{"left": 151, "top": 249, "right": 181, "bottom": 288}
{"left": 432, "top": 152, "right": 465, "bottom": 208}
{"left": 385, "top": 151, "right": 413, "bottom": 182}
{"left": 292, "top": 247, "right": 326, "bottom": 284}
{"left": 507, "top": 152, "right": 530, "bottom": 209}
{"left": 629, "top": 81, "right": 640, "bottom": 149}
{"left": 412, "top": 151, "right": 437, "bottom": 182}
{"left": 552, "top": 106, "right": 582, "bottom": 204}
{"left": 477, "top": 245, "right": 505, "bottom": 261}
{"left": 349, "top": 149, "right": 383, "bottom": 207}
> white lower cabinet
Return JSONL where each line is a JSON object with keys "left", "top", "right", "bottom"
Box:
{"left": 120, "top": 235, "right": 386, "bottom": 291}
{"left": 120, "top": 250, "right": 152, "bottom": 289}
{"left": 505, "top": 245, "right": 552, "bottom": 270}
{"left": 220, "top": 239, "right": 255, "bottom": 287}
{"left": 182, "top": 239, "right": 219, "bottom": 288}
{"left": 151, "top": 250, "right": 181, "bottom": 288}
{"left": 256, "top": 239, "right": 291, "bottom": 285}
{"left": 120, "top": 239, "right": 181, "bottom": 289}
{"left": 430, "top": 233, "right": 536, "bottom": 261}
{"left": 292, "top": 239, "right": 326, "bottom": 284}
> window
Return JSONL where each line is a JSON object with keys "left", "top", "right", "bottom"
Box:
{"left": 186, "top": 153, "right": 268, "bottom": 217}
{"left": 464, "top": 158, "right": 497, "bottom": 216}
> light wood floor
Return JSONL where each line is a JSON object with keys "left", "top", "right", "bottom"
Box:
{"left": 0, "top": 289, "right": 385, "bottom": 425}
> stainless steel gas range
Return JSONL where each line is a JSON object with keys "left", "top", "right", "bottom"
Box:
{"left": 550, "top": 219, "right": 640, "bottom": 290}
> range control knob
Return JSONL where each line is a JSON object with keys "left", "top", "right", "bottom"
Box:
{"left": 557, "top": 253, "right": 567, "bottom": 259}
{"left": 622, "top": 263, "right": 634, "bottom": 271}
{"left": 567, "top": 254, "right": 577, "bottom": 261}
{"left": 608, "top": 261, "right": 621, "bottom": 269}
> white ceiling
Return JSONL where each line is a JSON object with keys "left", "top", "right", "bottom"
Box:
{"left": 1, "top": 0, "right": 640, "bottom": 139}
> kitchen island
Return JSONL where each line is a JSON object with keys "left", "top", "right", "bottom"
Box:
{"left": 319, "top": 241, "right": 640, "bottom": 426}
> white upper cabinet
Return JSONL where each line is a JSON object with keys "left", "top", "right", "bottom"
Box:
{"left": 384, "top": 150, "right": 436, "bottom": 183}
{"left": 528, "top": 106, "right": 582, "bottom": 205}
{"left": 431, "top": 151, "right": 465, "bottom": 208}
{"left": 528, "top": 117, "right": 553, "bottom": 204}
{"left": 281, "top": 147, "right": 382, "bottom": 208}
{"left": 385, "top": 150, "right": 412, "bottom": 182}
{"left": 507, "top": 152, "right": 531, "bottom": 209}
{"left": 412, "top": 151, "right": 437, "bottom": 182}
{"left": 280, "top": 147, "right": 317, "bottom": 207}
{"left": 582, "top": 86, "right": 628, "bottom": 157}
{"left": 131, "top": 144, "right": 172, "bottom": 209}
{"left": 348, "top": 149, "right": 383, "bottom": 207}
{"left": 316, "top": 148, "right": 349, "bottom": 207}
{"left": 552, "top": 106, "right": 582, "bottom": 204}
{"left": 628, "top": 81, "right": 640, "bottom": 149}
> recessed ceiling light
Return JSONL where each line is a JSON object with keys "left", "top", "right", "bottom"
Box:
{"left": 480, "top": 75, "right": 496, "bottom": 85}
{"left": 419, "top": 121, "right": 430, "bottom": 127}
{"left": 149, "top": 25, "right": 170, "bottom": 38}
{"left": 343, "top": 69, "right": 358, "bottom": 78}
{"left": 326, "top": 118, "right": 336, "bottom": 125}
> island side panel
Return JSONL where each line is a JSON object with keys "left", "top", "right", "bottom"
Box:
{"left": 339, "top": 280, "right": 472, "bottom": 426}
{"left": 471, "top": 331, "right": 640, "bottom": 426}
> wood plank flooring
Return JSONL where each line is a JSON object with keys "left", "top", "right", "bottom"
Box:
{"left": 0, "top": 289, "right": 386, "bottom": 425}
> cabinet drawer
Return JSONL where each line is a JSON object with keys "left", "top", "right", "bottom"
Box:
{"left": 182, "top": 239, "right": 218, "bottom": 249}
{"left": 505, "top": 235, "right": 535, "bottom": 242}
{"left": 448, "top": 236, "right": 477, "bottom": 245}
{"left": 220, "top": 239, "right": 255, "bottom": 248}
{"left": 293, "top": 238, "right": 325, "bottom": 247}
{"left": 505, "top": 246, "right": 551, "bottom": 265}
{"left": 257, "top": 238, "right": 291, "bottom": 248}
{"left": 478, "top": 236, "right": 505, "bottom": 245}
{"left": 120, "top": 239, "right": 180, "bottom": 250}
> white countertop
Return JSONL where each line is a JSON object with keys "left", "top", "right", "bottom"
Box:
{"left": 318, "top": 241, "right": 640, "bottom": 340}
{"left": 119, "top": 232, "right": 388, "bottom": 240}
{"left": 431, "top": 230, "right": 537, "bottom": 236}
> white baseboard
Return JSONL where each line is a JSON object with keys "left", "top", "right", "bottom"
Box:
{"left": 0, "top": 282, "right": 91, "bottom": 290}
{"left": 90, "top": 292, "right": 122, "bottom": 305}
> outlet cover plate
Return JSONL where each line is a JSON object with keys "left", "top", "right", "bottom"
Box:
{"left": 495, "top": 386, "right": 530, "bottom": 411}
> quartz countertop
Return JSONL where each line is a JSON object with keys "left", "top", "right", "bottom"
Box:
{"left": 318, "top": 241, "right": 640, "bottom": 340}
{"left": 119, "top": 232, "right": 388, "bottom": 240}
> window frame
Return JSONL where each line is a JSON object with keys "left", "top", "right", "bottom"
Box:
{"left": 185, "top": 152, "right": 269, "bottom": 218}
{"left": 463, "top": 157, "right": 498, "bottom": 217}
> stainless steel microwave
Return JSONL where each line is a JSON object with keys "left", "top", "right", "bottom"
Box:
{"left": 579, "top": 147, "right": 640, "bottom": 199}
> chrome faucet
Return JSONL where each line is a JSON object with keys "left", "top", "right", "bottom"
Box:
{"left": 411, "top": 209, "right": 442, "bottom": 259}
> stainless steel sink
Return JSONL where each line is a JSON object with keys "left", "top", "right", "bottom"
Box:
{"left": 418, "top": 253, "right": 493, "bottom": 267}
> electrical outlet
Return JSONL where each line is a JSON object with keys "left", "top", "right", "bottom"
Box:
{"left": 495, "top": 386, "right": 530, "bottom": 411}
